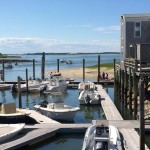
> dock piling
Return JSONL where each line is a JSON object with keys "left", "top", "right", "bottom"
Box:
{"left": 33, "top": 59, "right": 35, "bottom": 80}
{"left": 83, "top": 59, "right": 85, "bottom": 82}
{"left": 97, "top": 55, "right": 100, "bottom": 84}
{"left": 2, "top": 61, "right": 5, "bottom": 81}
{"left": 26, "top": 68, "right": 29, "bottom": 92}
{"left": 18, "top": 76, "right": 22, "bottom": 108}
{"left": 57, "top": 59, "right": 59, "bottom": 72}
{"left": 41, "top": 52, "right": 45, "bottom": 80}
{"left": 139, "top": 78, "right": 145, "bottom": 150}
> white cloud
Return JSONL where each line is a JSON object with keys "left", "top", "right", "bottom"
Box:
{"left": 66, "top": 24, "right": 92, "bottom": 28}
{"left": 0, "top": 37, "right": 120, "bottom": 54}
{"left": 94, "top": 25, "right": 120, "bottom": 33}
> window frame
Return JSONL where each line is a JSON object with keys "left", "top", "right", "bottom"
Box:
{"left": 134, "top": 22, "right": 141, "bottom": 38}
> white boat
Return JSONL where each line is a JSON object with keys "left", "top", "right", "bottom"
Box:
{"left": 11, "top": 78, "right": 49, "bottom": 92}
{"left": 78, "top": 81, "right": 101, "bottom": 105}
{"left": 78, "top": 81, "right": 97, "bottom": 93}
{"left": 65, "top": 77, "right": 75, "bottom": 84}
{"left": 78, "top": 90, "right": 101, "bottom": 105}
{"left": 82, "top": 125, "right": 123, "bottom": 150}
{"left": 0, "top": 103, "right": 30, "bottom": 118}
{"left": 5, "top": 63, "right": 13, "bottom": 69}
{"left": 65, "top": 60, "right": 72, "bottom": 64}
{"left": 28, "top": 84, "right": 47, "bottom": 93}
{"left": 0, "top": 123, "right": 25, "bottom": 143}
{"left": 60, "top": 59, "right": 66, "bottom": 63}
{"left": 45, "top": 72, "right": 67, "bottom": 93}
{"left": 34, "top": 102, "right": 79, "bottom": 121}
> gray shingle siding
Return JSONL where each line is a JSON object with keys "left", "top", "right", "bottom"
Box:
{"left": 121, "top": 14, "right": 150, "bottom": 63}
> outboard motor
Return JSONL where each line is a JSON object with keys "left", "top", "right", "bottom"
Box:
{"left": 40, "top": 85, "right": 47, "bottom": 93}
{"left": 38, "top": 100, "right": 48, "bottom": 108}
{"left": 11, "top": 83, "right": 17, "bottom": 92}
{"left": 84, "top": 94, "right": 91, "bottom": 105}
{"left": 0, "top": 102, "right": 3, "bottom": 106}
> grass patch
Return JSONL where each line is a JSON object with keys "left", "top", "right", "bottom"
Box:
{"left": 87, "top": 62, "right": 116, "bottom": 69}
{"left": 0, "top": 54, "right": 21, "bottom": 58}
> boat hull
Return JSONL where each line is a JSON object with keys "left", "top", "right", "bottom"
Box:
{"left": 11, "top": 81, "right": 48, "bottom": 92}
{"left": 0, "top": 123, "right": 25, "bottom": 143}
{"left": 45, "top": 83, "right": 67, "bottom": 93}
{"left": 82, "top": 125, "right": 123, "bottom": 150}
{"left": 34, "top": 105, "right": 79, "bottom": 121}
{"left": 78, "top": 91, "right": 101, "bottom": 105}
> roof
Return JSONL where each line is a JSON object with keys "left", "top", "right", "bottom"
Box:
{"left": 121, "top": 13, "right": 150, "bottom": 21}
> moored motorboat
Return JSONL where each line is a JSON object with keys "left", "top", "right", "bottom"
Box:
{"left": 11, "top": 78, "right": 49, "bottom": 92}
{"left": 34, "top": 102, "right": 80, "bottom": 121}
{"left": 78, "top": 81, "right": 97, "bottom": 93}
{"left": 78, "top": 90, "right": 101, "bottom": 105}
{"left": 0, "top": 123, "right": 25, "bottom": 143}
{"left": 78, "top": 81, "right": 101, "bottom": 105}
{"left": 82, "top": 124, "right": 123, "bottom": 150}
{"left": 45, "top": 72, "right": 67, "bottom": 93}
{"left": 65, "top": 60, "right": 72, "bottom": 64}
{"left": 5, "top": 63, "right": 13, "bottom": 69}
{"left": 0, "top": 103, "right": 30, "bottom": 119}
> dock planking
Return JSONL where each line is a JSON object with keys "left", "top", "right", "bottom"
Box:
{"left": 97, "top": 85, "right": 149, "bottom": 150}
{"left": 0, "top": 123, "right": 91, "bottom": 150}
{"left": 25, "top": 109, "right": 60, "bottom": 124}
{"left": 0, "top": 126, "right": 58, "bottom": 150}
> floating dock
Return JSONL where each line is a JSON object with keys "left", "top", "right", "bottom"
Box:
{"left": 97, "top": 85, "right": 149, "bottom": 150}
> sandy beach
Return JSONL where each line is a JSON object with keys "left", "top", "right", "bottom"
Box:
{"left": 45, "top": 67, "right": 114, "bottom": 80}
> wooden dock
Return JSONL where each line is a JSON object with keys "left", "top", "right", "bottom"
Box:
{"left": 0, "top": 84, "right": 150, "bottom": 149}
{"left": 0, "top": 122, "right": 90, "bottom": 150}
{"left": 97, "top": 85, "right": 149, "bottom": 150}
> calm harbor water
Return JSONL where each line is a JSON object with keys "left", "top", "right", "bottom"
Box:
{"left": 0, "top": 53, "right": 149, "bottom": 149}
{"left": 1, "top": 53, "right": 120, "bottom": 81}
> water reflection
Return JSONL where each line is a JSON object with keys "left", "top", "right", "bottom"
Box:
{"left": 29, "top": 134, "right": 84, "bottom": 150}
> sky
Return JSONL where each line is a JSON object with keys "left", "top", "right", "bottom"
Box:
{"left": 0, "top": 0, "right": 150, "bottom": 54}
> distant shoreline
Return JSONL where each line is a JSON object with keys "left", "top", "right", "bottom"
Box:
{"left": 25, "top": 52, "right": 120, "bottom": 55}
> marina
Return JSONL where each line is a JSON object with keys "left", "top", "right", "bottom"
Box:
{"left": 1, "top": 1, "right": 150, "bottom": 149}
{"left": 0, "top": 53, "right": 149, "bottom": 150}
{"left": 0, "top": 83, "right": 149, "bottom": 149}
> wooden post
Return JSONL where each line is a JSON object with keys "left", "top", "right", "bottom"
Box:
{"left": 129, "top": 68, "right": 132, "bottom": 114}
{"left": 26, "top": 68, "right": 29, "bottom": 92}
{"left": 121, "top": 70, "right": 124, "bottom": 102}
{"left": 119, "top": 68, "right": 121, "bottom": 99}
{"left": 133, "top": 70, "right": 138, "bottom": 119}
{"left": 124, "top": 67, "right": 128, "bottom": 107}
{"left": 139, "top": 78, "right": 145, "bottom": 150}
{"left": 41, "top": 52, "right": 45, "bottom": 80}
{"left": 33, "top": 59, "right": 35, "bottom": 80}
{"left": 18, "top": 76, "right": 22, "bottom": 108}
{"left": 57, "top": 59, "right": 59, "bottom": 72}
{"left": 115, "top": 69, "right": 119, "bottom": 108}
{"left": 2, "top": 61, "right": 5, "bottom": 81}
{"left": 114, "top": 59, "right": 116, "bottom": 83}
{"left": 83, "top": 59, "right": 85, "bottom": 82}
{"left": 97, "top": 55, "right": 100, "bottom": 84}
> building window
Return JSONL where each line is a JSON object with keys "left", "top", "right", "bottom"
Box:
{"left": 134, "top": 22, "right": 141, "bottom": 38}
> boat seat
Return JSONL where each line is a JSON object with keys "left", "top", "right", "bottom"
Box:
{"left": 1, "top": 103, "right": 16, "bottom": 114}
